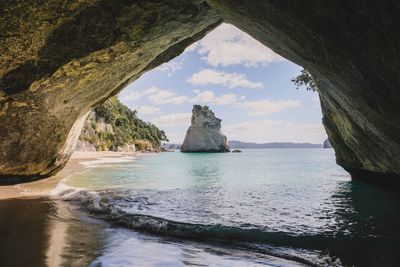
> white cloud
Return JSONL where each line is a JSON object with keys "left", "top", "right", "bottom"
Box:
{"left": 192, "top": 90, "right": 215, "bottom": 103}
{"left": 137, "top": 105, "right": 160, "bottom": 115}
{"left": 144, "top": 86, "right": 161, "bottom": 95}
{"left": 214, "top": 93, "right": 243, "bottom": 106}
{"left": 224, "top": 120, "right": 284, "bottom": 135}
{"left": 192, "top": 90, "right": 244, "bottom": 106}
{"left": 132, "top": 86, "right": 188, "bottom": 106}
{"left": 123, "top": 91, "right": 144, "bottom": 102}
{"left": 123, "top": 86, "right": 188, "bottom": 106}
{"left": 152, "top": 113, "right": 192, "bottom": 127}
{"left": 242, "top": 99, "right": 300, "bottom": 116}
{"left": 193, "top": 23, "right": 283, "bottom": 67}
{"left": 223, "top": 120, "right": 327, "bottom": 143}
{"left": 187, "top": 69, "right": 262, "bottom": 89}
{"left": 312, "top": 94, "right": 321, "bottom": 108}
{"left": 184, "top": 42, "right": 198, "bottom": 53}
{"left": 157, "top": 59, "right": 184, "bottom": 77}
{"left": 122, "top": 86, "right": 161, "bottom": 102}
{"left": 148, "top": 90, "right": 188, "bottom": 105}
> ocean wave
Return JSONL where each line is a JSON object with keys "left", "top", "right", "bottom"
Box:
{"left": 49, "top": 179, "right": 84, "bottom": 197}
{"left": 79, "top": 156, "right": 137, "bottom": 168}
{"left": 53, "top": 188, "right": 356, "bottom": 248}
{"left": 50, "top": 187, "right": 355, "bottom": 266}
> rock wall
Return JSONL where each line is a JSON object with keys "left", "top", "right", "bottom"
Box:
{"left": 75, "top": 140, "right": 97, "bottom": 152}
{"left": 0, "top": 0, "right": 222, "bottom": 183}
{"left": 181, "top": 105, "right": 230, "bottom": 152}
{"left": 1, "top": 1, "right": 400, "bottom": 183}
{"left": 207, "top": 0, "right": 400, "bottom": 180}
{"left": 76, "top": 111, "right": 113, "bottom": 152}
{"left": 76, "top": 97, "right": 164, "bottom": 152}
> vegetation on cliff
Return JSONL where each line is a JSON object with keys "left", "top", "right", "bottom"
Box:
{"left": 291, "top": 69, "right": 318, "bottom": 92}
{"left": 79, "top": 97, "right": 168, "bottom": 151}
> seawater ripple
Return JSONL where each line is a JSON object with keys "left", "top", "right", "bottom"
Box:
{"left": 53, "top": 150, "right": 400, "bottom": 266}
{"left": 54, "top": 187, "right": 327, "bottom": 266}
{"left": 54, "top": 187, "right": 388, "bottom": 253}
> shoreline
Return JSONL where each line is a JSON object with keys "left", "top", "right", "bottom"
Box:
{"left": 0, "top": 151, "right": 143, "bottom": 200}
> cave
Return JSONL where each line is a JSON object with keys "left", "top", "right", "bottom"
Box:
{"left": 1, "top": 0, "right": 399, "bottom": 184}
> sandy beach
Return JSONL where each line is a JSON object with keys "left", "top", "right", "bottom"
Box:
{"left": 0, "top": 151, "right": 142, "bottom": 267}
{"left": 0, "top": 151, "right": 141, "bottom": 200}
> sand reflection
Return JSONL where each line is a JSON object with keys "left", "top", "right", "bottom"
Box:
{"left": 0, "top": 197, "right": 104, "bottom": 267}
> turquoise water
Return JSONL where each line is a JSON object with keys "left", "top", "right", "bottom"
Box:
{"left": 54, "top": 149, "right": 400, "bottom": 266}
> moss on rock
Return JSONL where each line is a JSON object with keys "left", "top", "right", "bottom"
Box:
{"left": 1, "top": 0, "right": 400, "bottom": 183}
{"left": 0, "top": 0, "right": 222, "bottom": 183}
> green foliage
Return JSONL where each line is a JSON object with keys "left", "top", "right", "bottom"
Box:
{"left": 291, "top": 69, "right": 318, "bottom": 92}
{"left": 93, "top": 96, "right": 168, "bottom": 150}
{"left": 90, "top": 120, "right": 96, "bottom": 129}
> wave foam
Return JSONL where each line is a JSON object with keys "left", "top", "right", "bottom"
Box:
{"left": 79, "top": 156, "right": 136, "bottom": 168}
{"left": 51, "top": 187, "right": 337, "bottom": 266}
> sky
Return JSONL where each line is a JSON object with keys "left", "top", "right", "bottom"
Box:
{"left": 118, "top": 23, "right": 327, "bottom": 144}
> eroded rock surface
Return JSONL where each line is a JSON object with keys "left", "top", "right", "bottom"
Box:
{"left": 207, "top": 0, "right": 400, "bottom": 180}
{"left": 181, "top": 105, "right": 230, "bottom": 152}
{"left": 1, "top": 0, "right": 400, "bottom": 182}
{"left": 0, "top": 0, "right": 221, "bottom": 183}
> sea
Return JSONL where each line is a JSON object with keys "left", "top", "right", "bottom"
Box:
{"left": 1, "top": 149, "right": 399, "bottom": 267}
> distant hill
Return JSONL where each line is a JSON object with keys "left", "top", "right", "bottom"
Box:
{"left": 228, "top": 140, "right": 322, "bottom": 149}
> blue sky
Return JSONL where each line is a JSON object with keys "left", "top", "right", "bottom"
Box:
{"left": 119, "top": 23, "right": 327, "bottom": 144}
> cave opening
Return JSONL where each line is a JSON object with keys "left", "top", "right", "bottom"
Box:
{"left": 2, "top": 1, "right": 399, "bottom": 183}
{"left": 1, "top": 2, "right": 400, "bottom": 266}
{"left": 115, "top": 23, "right": 329, "bottom": 151}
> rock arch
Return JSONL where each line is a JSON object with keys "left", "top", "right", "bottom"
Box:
{"left": 1, "top": 0, "right": 399, "bottom": 183}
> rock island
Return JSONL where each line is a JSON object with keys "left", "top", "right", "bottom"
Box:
{"left": 181, "top": 105, "right": 230, "bottom": 152}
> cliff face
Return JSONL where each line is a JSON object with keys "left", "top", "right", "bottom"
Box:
{"left": 0, "top": 0, "right": 221, "bottom": 183}
{"left": 77, "top": 97, "right": 164, "bottom": 152}
{"left": 1, "top": 1, "right": 400, "bottom": 183}
{"left": 207, "top": 0, "right": 400, "bottom": 180}
{"left": 181, "top": 105, "right": 230, "bottom": 152}
{"left": 76, "top": 113, "right": 153, "bottom": 152}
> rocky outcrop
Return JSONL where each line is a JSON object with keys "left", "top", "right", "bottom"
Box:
{"left": 1, "top": 1, "right": 400, "bottom": 183}
{"left": 0, "top": 1, "right": 221, "bottom": 183}
{"left": 75, "top": 140, "right": 97, "bottom": 152}
{"left": 181, "top": 105, "right": 230, "bottom": 152}
{"left": 77, "top": 111, "right": 111, "bottom": 151}
{"left": 77, "top": 97, "right": 164, "bottom": 152}
{"left": 207, "top": 0, "right": 400, "bottom": 181}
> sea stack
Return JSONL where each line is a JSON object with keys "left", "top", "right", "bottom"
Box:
{"left": 181, "top": 105, "right": 230, "bottom": 152}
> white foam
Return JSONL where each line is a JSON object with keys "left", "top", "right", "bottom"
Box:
{"left": 49, "top": 179, "right": 83, "bottom": 198}
{"left": 79, "top": 156, "right": 137, "bottom": 167}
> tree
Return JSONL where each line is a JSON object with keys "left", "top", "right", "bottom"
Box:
{"left": 291, "top": 69, "right": 318, "bottom": 92}
{"left": 84, "top": 96, "right": 169, "bottom": 150}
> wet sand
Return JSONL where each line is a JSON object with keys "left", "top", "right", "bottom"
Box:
{"left": 0, "top": 151, "right": 145, "bottom": 267}
{"left": 0, "top": 197, "right": 106, "bottom": 267}
{"left": 0, "top": 151, "right": 141, "bottom": 200}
